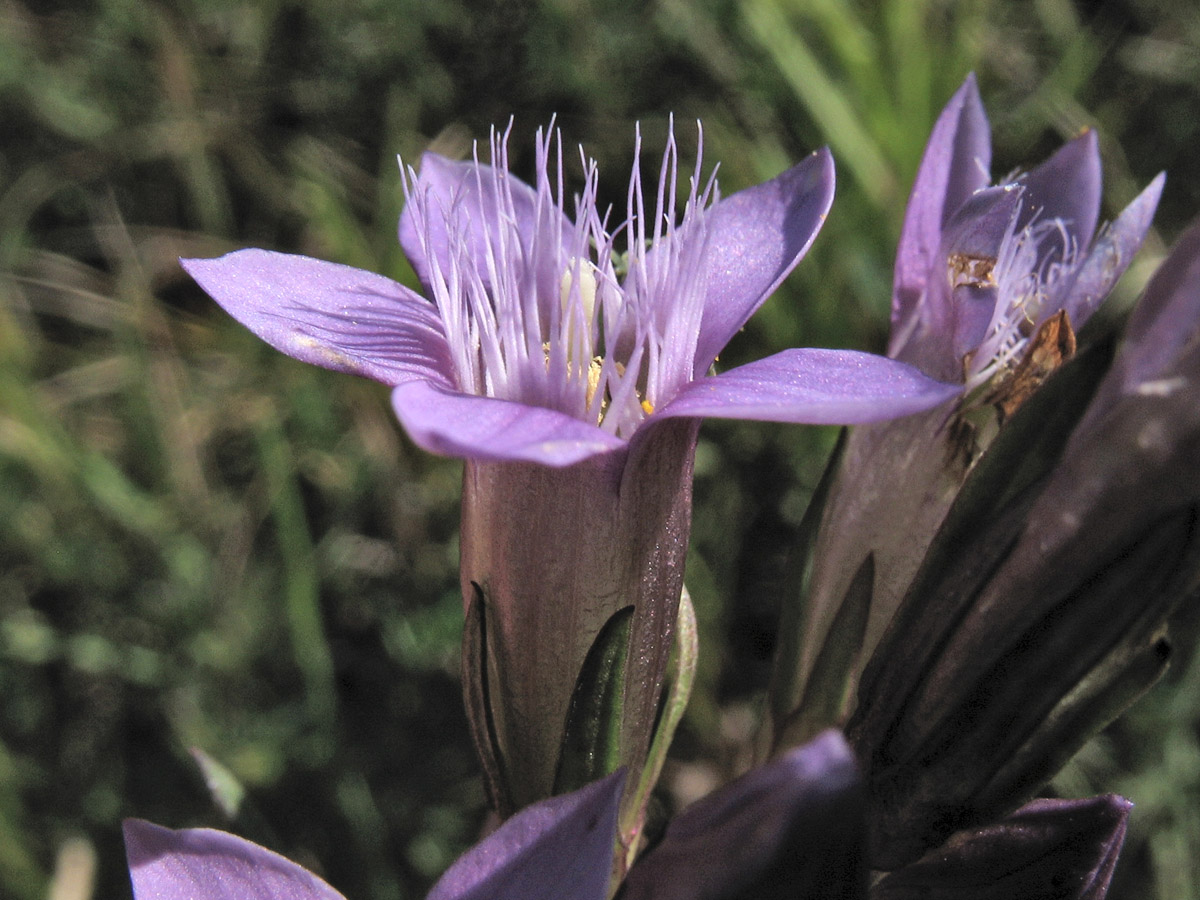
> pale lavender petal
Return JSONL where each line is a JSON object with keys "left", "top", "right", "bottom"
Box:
{"left": 426, "top": 770, "right": 623, "bottom": 900}
{"left": 941, "top": 186, "right": 1024, "bottom": 362}
{"left": 691, "top": 148, "right": 836, "bottom": 373}
{"left": 942, "top": 185, "right": 1024, "bottom": 259}
{"left": 657, "top": 349, "right": 959, "bottom": 424}
{"left": 1014, "top": 129, "right": 1102, "bottom": 254}
{"left": 399, "top": 152, "right": 571, "bottom": 291}
{"left": 182, "top": 250, "right": 455, "bottom": 388}
{"left": 392, "top": 380, "right": 626, "bottom": 466}
{"left": 123, "top": 819, "right": 345, "bottom": 900}
{"left": 1054, "top": 172, "right": 1165, "bottom": 328}
{"left": 891, "top": 74, "right": 991, "bottom": 343}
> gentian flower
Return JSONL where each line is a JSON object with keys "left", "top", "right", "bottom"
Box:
{"left": 849, "top": 216, "right": 1200, "bottom": 868}
{"left": 766, "top": 75, "right": 1164, "bottom": 754}
{"left": 183, "top": 123, "right": 957, "bottom": 819}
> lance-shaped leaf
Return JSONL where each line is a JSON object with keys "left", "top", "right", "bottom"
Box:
{"left": 873, "top": 795, "right": 1130, "bottom": 900}
{"left": 620, "top": 587, "right": 700, "bottom": 869}
{"left": 619, "top": 731, "right": 866, "bottom": 900}
{"left": 461, "top": 583, "right": 511, "bottom": 815}
{"left": 774, "top": 554, "right": 873, "bottom": 750}
{"left": 555, "top": 605, "right": 635, "bottom": 795}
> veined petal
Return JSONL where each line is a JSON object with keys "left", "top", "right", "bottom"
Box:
{"left": 123, "top": 819, "right": 345, "bottom": 900}
{"left": 892, "top": 73, "right": 991, "bottom": 349}
{"left": 1014, "top": 129, "right": 1102, "bottom": 254}
{"left": 182, "top": 250, "right": 455, "bottom": 388}
{"left": 690, "top": 148, "right": 836, "bottom": 373}
{"left": 399, "top": 152, "right": 572, "bottom": 292}
{"left": 656, "top": 349, "right": 959, "bottom": 424}
{"left": 392, "top": 380, "right": 625, "bottom": 466}
{"left": 1055, "top": 172, "right": 1165, "bottom": 328}
{"left": 426, "top": 770, "right": 623, "bottom": 900}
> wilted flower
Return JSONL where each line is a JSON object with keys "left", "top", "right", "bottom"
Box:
{"left": 766, "top": 75, "right": 1163, "bottom": 753}
{"left": 847, "top": 218, "right": 1200, "bottom": 868}
{"left": 185, "top": 124, "right": 957, "bottom": 819}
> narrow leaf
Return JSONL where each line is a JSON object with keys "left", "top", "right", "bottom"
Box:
{"left": 621, "top": 587, "right": 700, "bottom": 867}
{"left": 776, "top": 554, "right": 873, "bottom": 750}
{"left": 554, "top": 606, "right": 635, "bottom": 796}
{"left": 462, "top": 583, "right": 511, "bottom": 816}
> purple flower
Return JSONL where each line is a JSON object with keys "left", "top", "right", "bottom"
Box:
{"left": 183, "top": 124, "right": 957, "bottom": 819}
{"left": 123, "top": 769, "right": 624, "bottom": 900}
{"left": 766, "top": 77, "right": 1164, "bottom": 753}
{"left": 842, "top": 225, "right": 1200, "bottom": 871}
{"left": 183, "top": 124, "right": 956, "bottom": 468}
{"left": 890, "top": 73, "right": 1163, "bottom": 394}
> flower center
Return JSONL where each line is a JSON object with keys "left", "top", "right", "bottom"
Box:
{"left": 962, "top": 216, "right": 1077, "bottom": 393}
{"left": 405, "top": 123, "right": 713, "bottom": 439}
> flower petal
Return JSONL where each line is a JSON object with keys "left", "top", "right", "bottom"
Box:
{"left": 873, "top": 795, "right": 1130, "bottom": 900}
{"left": 1119, "top": 210, "right": 1200, "bottom": 386}
{"left": 620, "top": 731, "right": 867, "bottom": 900}
{"left": 123, "top": 819, "right": 345, "bottom": 900}
{"left": 399, "top": 152, "right": 571, "bottom": 292}
{"left": 691, "top": 148, "right": 836, "bottom": 373}
{"left": 182, "top": 250, "right": 455, "bottom": 388}
{"left": 1014, "top": 129, "right": 1103, "bottom": 255}
{"left": 656, "top": 349, "right": 959, "bottom": 425}
{"left": 891, "top": 74, "right": 991, "bottom": 351}
{"left": 392, "top": 380, "right": 626, "bottom": 466}
{"left": 1054, "top": 172, "right": 1164, "bottom": 329}
{"left": 426, "top": 770, "right": 623, "bottom": 900}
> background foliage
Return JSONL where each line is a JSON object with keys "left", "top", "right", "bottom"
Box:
{"left": 1, "top": 0, "right": 1198, "bottom": 897}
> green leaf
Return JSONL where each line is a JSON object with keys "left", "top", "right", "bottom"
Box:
{"left": 553, "top": 605, "right": 635, "bottom": 797}
{"left": 621, "top": 587, "right": 700, "bottom": 867}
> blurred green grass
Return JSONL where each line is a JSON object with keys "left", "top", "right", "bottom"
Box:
{"left": 1, "top": 0, "right": 1199, "bottom": 897}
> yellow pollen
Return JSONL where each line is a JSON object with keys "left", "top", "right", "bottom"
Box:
{"left": 947, "top": 253, "right": 997, "bottom": 290}
{"left": 586, "top": 357, "right": 604, "bottom": 408}
{"left": 641, "top": 399, "right": 655, "bottom": 415}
